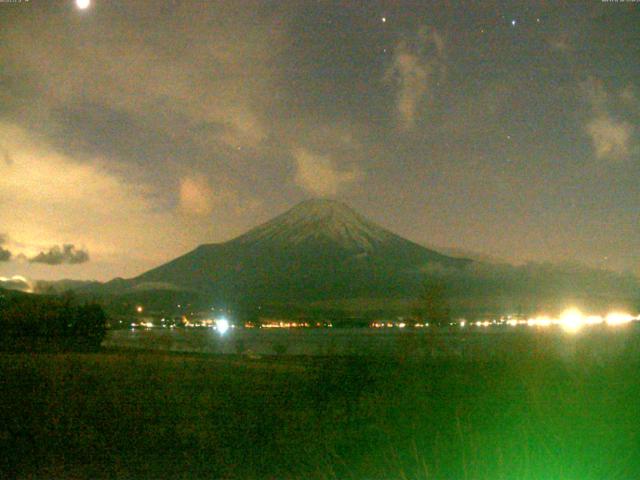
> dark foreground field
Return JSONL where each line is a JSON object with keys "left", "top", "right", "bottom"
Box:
{"left": 1, "top": 350, "right": 639, "bottom": 479}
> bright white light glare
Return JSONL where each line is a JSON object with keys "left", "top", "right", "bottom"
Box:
{"left": 559, "top": 308, "right": 585, "bottom": 333}
{"left": 76, "top": 0, "right": 91, "bottom": 9}
{"left": 215, "top": 318, "right": 230, "bottom": 335}
{"left": 585, "top": 315, "right": 603, "bottom": 325}
{"left": 605, "top": 312, "right": 634, "bottom": 326}
{"left": 527, "top": 316, "right": 552, "bottom": 327}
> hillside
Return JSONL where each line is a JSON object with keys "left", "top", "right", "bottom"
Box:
{"left": 105, "top": 199, "right": 470, "bottom": 304}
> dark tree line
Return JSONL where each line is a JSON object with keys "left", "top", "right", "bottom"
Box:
{"left": 0, "top": 293, "right": 107, "bottom": 352}
{"left": 413, "top": 279, "right": 452, "bottom": 326}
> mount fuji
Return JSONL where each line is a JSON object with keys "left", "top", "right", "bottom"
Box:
{"left": 101, "top": 199, "right": 471, "bottom": 304}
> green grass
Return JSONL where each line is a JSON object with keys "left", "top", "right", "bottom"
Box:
{"left": 1, "top": 351, "right": 639, "bottom": 479}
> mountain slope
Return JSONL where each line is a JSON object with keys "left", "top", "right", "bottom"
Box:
{"left": 123, "top": 199, "right": 471, "bottom": 304}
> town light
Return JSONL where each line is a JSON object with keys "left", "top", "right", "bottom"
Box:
{"left": 559, "top": 308, "right": 585, "bottom": 333}
{"left": 215, "top": 318, "right": 230, "bottom": 335}
{"left": 527, "top": 316, "right": 552, "bottom": 327}
{"left": 585, "top": 315, "right": 603, "bottom": 325}
{"left": 605, "top": 312, "right": 634, "bottom": 326}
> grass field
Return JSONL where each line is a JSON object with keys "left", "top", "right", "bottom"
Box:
{"left": 1, "top": 350, "right": 639, "bottom": 479}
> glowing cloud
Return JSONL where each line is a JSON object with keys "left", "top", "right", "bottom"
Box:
{"left": 384, "top": 26, "right": 446, "bottom": 130}
{"left": 293, "top": 148, "right": 361, "bottom": 197}
{"left": 76, "top": 0, "right": 91, "bottom": 11}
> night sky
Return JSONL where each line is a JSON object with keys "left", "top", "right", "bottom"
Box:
{"left": 0, "top": 0, "right": 638, "bottom": 282}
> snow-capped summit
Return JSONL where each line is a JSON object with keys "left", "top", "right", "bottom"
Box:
{"left": 234, "top": 199, "right": 394, "bottom": 251}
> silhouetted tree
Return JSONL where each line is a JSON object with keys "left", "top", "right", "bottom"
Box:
{"left": 70, "top": 304, "right": 107, "bottom": 351}
{"left": 413, "top": 279, "right": 451, "bottom": 326}
{"left": 0, "top": 294, "right": 107, "bottom": 352}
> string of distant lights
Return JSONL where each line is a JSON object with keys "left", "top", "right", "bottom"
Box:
{"left": 454, "top": 309, "right": 638, "bottom": 333}
{"left": 501, "top": 308, "right": 639, "bottom": 333}
{"left": 372, "top": 308, "right": 640, "bottom": 333}
{"left": 130, "top": 306, "right": 638, "bottom": 334}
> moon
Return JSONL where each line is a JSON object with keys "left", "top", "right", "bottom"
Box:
{"left": 76, "top": 0, "right": 91, "bottom": 10}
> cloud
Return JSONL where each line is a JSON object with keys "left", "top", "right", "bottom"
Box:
{"left": 0, "top": 275, "right": 31, "bottom": 292}
{"left": 580, "top": 77, "right": 636, "bottom": 160}
{"left": 29, "top": 245, "right": 89, "bottom": 265}
{"left": 0, "top": 121, "right": 267, "bottom": 280}
{"left": 385, "top": 26, "right": 446, "bottom": 131}
{"left": 1, "top": 2, "right": 280, "bottom": 158}
{"left": 178, "top": 174, "right": 257, "bottom": 217}
{"left": 293, "top": 148, "right": 361, "bottom": 197}
{"left": 585, "top": 116, "right": 634, "bottom": 160}
{"left": 0, "top": 5, "right": 276, "bottom": 280}
{"left": 179, "top": 176, "right": 216, "bottom": 216}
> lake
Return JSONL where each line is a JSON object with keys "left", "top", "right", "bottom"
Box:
{"left": 103, "top": 324, "right": 640, "bottom": 361}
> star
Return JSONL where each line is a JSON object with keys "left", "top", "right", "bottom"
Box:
{"left": 511, "top": 19, "right": 517, "bottom": 26}
{"left": 381, "top": 17, "right": 387, "bottom": 23}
